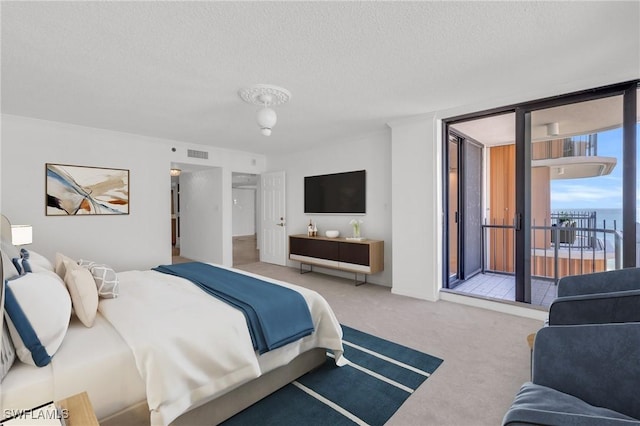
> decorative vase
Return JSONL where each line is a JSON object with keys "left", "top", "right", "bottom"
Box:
{"left": 352, "top": 223, "right": 360, "bottom": 238}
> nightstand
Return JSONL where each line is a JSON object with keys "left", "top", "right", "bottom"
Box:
{"left": 56, "top": 392, "right": 99, "bottom": 426}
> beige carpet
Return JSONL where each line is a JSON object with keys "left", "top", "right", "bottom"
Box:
{"left": 236, "top": 262, "right": 542, "bottom": 426}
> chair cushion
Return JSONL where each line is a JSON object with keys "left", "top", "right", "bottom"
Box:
{"left": 503, "top": 382, "right": 640, "bottom": 426}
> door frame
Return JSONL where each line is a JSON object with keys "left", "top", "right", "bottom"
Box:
{"left": 442, "top": 80, "right": 638, "bottom": 303}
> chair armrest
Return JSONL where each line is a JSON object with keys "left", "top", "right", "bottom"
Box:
{"left": 548, "top": 289, "right": 640, "bottom": 325}
{"left": 558, "top": 268, "right": 640, "bottom": 297}
{"left": 533, "top": 322, "right": 640, "bottom": 420}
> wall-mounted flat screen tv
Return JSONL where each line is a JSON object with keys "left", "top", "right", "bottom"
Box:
{"left": 304, "top": 170, "right": 366, "bottom": 214}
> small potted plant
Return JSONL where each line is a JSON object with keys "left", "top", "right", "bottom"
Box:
{"left": 552, "top": 212, "right": 576, "bottom": 244}
{"left": 349, "top": 219, "right": 363, "bottom": 239}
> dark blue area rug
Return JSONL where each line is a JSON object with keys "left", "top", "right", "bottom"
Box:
{"left": 222, "top": 325, "right": 443, "bottom": 426}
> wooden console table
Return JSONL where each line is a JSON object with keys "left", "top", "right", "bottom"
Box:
{"left": 289, "top": 234, "right": 384, "bottom": 285}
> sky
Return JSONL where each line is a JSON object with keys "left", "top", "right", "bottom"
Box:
{"left": 550, "top": 123, "right": 639, "bottom": 217}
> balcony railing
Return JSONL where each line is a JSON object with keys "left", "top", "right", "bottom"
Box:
{"left": 532, "top": 134, "right": 598, "bottom": 161}
{"left": 481, "top": 214, "right": 622, "bottom": 284}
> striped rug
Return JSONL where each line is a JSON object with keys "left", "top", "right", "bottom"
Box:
{"left": 222, "top": 325, "right": 443, "bottom": 426}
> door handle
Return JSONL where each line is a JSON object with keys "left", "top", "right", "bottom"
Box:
{"left": 277, "top": 217, "right": 285, "bottom": 227}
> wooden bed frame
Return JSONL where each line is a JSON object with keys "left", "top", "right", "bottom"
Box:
{"left": 100, "top": 347, "right": 327, "bottom": 426}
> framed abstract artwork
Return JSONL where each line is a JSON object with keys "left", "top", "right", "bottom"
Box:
{"left": 46, "top": 163, "right": 129, "bottom": 215}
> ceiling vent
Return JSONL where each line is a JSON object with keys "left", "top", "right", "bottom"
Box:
{"left": 187, "top": 149, "right": 209, "bottom": 160}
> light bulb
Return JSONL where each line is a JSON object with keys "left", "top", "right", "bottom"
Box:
{"left": 257, "top": 107, "right": 277, "bottom": 136}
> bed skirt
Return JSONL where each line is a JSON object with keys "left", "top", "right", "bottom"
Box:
{"left": 100, "top": 347, "right": 328, "bottom": 426}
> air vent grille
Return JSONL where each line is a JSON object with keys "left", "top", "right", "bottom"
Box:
{"left": 187, "top": 149, "right": 209, "bottom": 159}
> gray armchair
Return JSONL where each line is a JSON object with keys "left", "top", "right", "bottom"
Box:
{"left": 503, "top": 322, "right": 640, "bottom": 425}
{"left": 548, "top": 268, "right": 640, "bottom": 325}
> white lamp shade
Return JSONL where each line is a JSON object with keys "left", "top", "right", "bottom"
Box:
{"left": 11, "top": 225, "right": 32, "bottom": 246}
{"left": 257, "top": 107, "right": 277, "bottom": 135}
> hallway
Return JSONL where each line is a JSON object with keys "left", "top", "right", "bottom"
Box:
{"left": 172, "top": 234, "right": 259, "bottom": 266}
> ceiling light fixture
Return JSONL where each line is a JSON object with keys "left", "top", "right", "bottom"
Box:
{"left": 170, "top": 168, "right": 181, "bottom": 177}
{"left": 546, "top": 122, "right": 560, "bottom": 136}
{"left": 238, "top": 84, "right": 291, "bottom": 136}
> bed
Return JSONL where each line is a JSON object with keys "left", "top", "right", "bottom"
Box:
{"left": 0, "top": 231, "right": 345, "bottom": 425}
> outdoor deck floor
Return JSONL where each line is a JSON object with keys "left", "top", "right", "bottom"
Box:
{"left": 451, "top": 272, "right": 557, "bottom": 308}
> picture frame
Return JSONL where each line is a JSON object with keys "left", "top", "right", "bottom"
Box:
{"left": 45, "top": 163, "right": 130, "bottom": 216}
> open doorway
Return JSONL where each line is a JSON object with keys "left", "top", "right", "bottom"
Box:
{"left": 232, "top": 172, "right": 259, "bottom": 266}
{"left": 170, "top": 163, "right": 228, "bottom": 265}
{"left": 170, "top": 168, "right": 192, "bottom": 264}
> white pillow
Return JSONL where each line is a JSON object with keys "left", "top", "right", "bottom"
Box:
{"left": 4, "top": 272, "right": 72, "bottom": 367}
{"left": 78, "top": 260, "right": 119, "bottom": 298}
{"left": 23, "top": 249, "right": 54, "bottom": 273}
{"left": 63, "top": 260, "right": 98, "bottom": 327}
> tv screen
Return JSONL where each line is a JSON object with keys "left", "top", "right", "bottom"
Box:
{"left": 304, "top": 170, "right": 366, "bottom": 214}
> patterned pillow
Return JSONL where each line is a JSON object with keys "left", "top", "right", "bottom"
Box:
{"left": 4, "top": 272, "right": 72, "bottom": 367}
{"left": 78, "top": 260, "right": 119, "bottom": 299}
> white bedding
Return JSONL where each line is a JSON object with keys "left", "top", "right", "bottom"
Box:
{"left": 1, "top": 264, "right": 344, "bottom": 425}
{"left": 1, "top": 314, "right": 146, "bottom": 419}
{"left": 98, "top": 264, "right": 345, "bottom": 426}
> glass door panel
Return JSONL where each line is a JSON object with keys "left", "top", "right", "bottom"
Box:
{"left": 529, "top": 95, "right": 624, "bottom": 306}
{"left": 448, "top": 135, "right": 459, "bottom": 285}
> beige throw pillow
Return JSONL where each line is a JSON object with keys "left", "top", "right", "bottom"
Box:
{"left": 55, "top": 253, "right": 76, "bottom": 279}
{"left": 63, "top": 260, "right": 98, "bottom": 328}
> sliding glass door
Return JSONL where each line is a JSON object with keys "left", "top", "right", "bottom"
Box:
{"left": 443, "top": 81, "right": 638, "bottom": 306}
{"left": 446, "top": 132, "right": 483, "bottom": 288}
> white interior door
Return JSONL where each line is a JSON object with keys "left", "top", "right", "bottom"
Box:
{"left": 260, "top": 171, "right": 287, "bottom": 265}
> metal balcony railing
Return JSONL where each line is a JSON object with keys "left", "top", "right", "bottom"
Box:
{"left": 481, "top": 214, "right": 622, "bottom": 285}
{"left": 532, "top": 134, "right": 598, "bottom": 161}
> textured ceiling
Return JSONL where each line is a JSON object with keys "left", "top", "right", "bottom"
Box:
{"left": 2, "top": 1, "right": 639, "bottom": 155}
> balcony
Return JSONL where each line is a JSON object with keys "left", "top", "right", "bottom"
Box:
{"left": 532, "top": 134, "right": 617, "bottom": 180}
{"left": 451, "top": 211, "right": 622, "bottom": 308}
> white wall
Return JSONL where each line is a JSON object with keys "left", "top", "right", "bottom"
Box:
{"left": 389, "top": 117, "right": 440, "bottom": 301}
{"left": 180, "top": 168, "right": 224, "bottom": 264}
{"left": 1, "top": 115, "right": 171, "bottom": 270}
{"left": 267, "top": 130, "right": 392, "bottom": 286}
{"left": 232, "top": 188, "right": 256, "bottom": 237}
{"left": 1, "top": 115, "right": 266, "bottom": 271}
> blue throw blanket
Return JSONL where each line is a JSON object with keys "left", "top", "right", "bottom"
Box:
{"left": 153, "top": 262, "right": 315, "bottom": 354}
